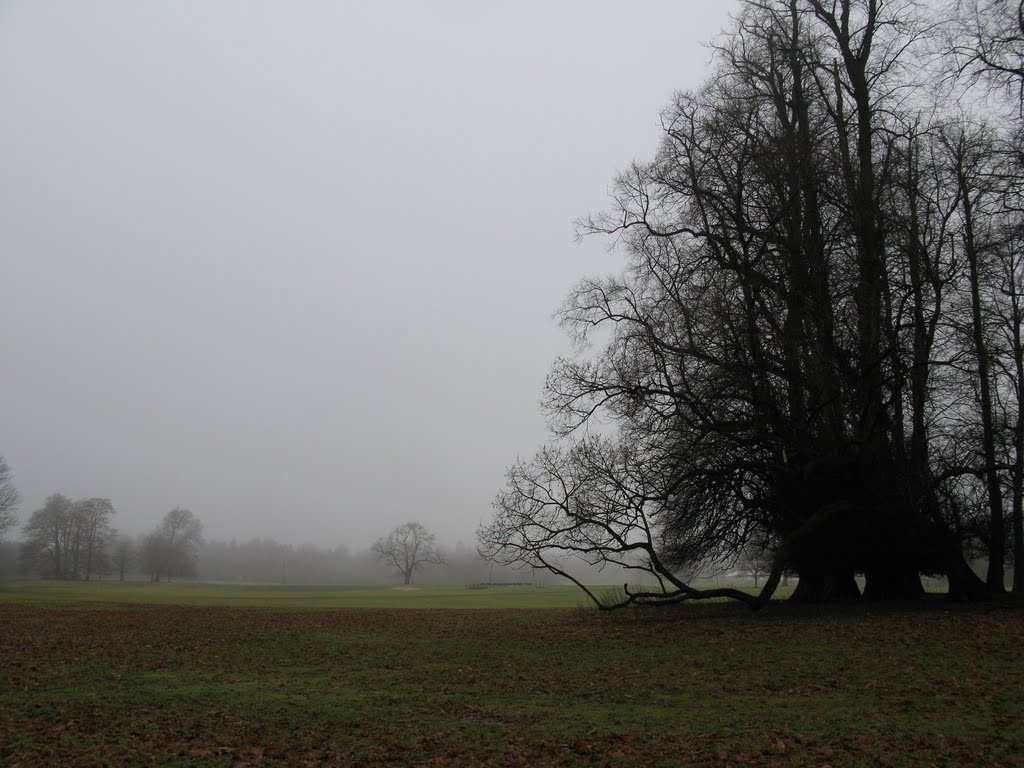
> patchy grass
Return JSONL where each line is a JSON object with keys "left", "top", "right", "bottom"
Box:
{"left": 2, "top": 594, "right": 1022, "bottom": 766}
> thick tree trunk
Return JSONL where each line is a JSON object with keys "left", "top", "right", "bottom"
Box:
{"left": 771, "top": 451, "right": 993, "bottom": 602}
{"left": 862, "top": 565, "right": 924, "bottom": 601}
{"left": 944, "top": 549, "right": 990, "bottom": 601}
{"left": 790, "top": 566, "right": 861, "bottom": 602}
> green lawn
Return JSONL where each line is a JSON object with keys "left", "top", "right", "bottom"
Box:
{"left": 2, "top": 582, "right": 1021, "bottom": 766}
{"left": 0, "top": 579, "right": 785, "bottom": 610}
{"left": 0, "top": 579, "right": 601, "bottom": 609}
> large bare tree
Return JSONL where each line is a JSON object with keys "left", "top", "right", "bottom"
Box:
{"left": 21, "top": 494, "right": 75, "bottom": 578}
{"left": 484, "top": 0, "right": 1024, "bottom": 606}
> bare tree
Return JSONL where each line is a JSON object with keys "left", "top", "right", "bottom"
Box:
{"left": 371, "top": 522, "right": 446, "bottom": 585}
{"left": 939, "top": 122, "right": 1013, "bottom": 591}
{"left": 0, "top": 456, "right": 20, "bottom": 541}
{"left": 141, "top": 508, "right": 203, "bottom": 582}
{"left": 480, "top": 438, "right": 763, "bottom": 609}
{"left": 991, "top": 225, "right": 1024, "bottom": 592}
{"left": 71, "top": 498, "right": 116, "bottom": 581}
{"left": 566, "top": 0, "right": 957, "bottom": 602}
{"left": 483, "top": 0, "right": 1024, "bottom": 606}
{"left": 20, "top": 494, "right": 74, "bottom": 578}
{"left": 948, "top": 1, "right": 1024, "bottom": 594}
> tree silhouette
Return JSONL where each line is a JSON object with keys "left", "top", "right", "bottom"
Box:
{"left": 483, "top": 0, "right": 1024, "bottom": 606}
{"left": 372, "top": 522, "right": 446, "bottom": 585}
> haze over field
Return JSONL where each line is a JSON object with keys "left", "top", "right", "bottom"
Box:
{"left": 0, "top": 2, "right": 733, "bottom": 548}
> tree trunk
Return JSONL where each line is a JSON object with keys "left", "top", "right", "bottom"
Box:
{"left": 1014, "top": 427, "right": 1024, "bottom": 592}
{"left": 1011, "top": 280, "right": 1024, "bottom": 592}
{"left": 961, "top": 181, "right": 1007, "bottom": 593}
{"left": 944, "top": 548, "right": 990, "bottom": 601}
{"left": 862, "top": 565, "right": 924, "bottom": 601}
{"left": 790, "top": 566, "right": 861, "bottom": 602}
{"left": 84, "top": 529, "right": 95, "bottom": 581}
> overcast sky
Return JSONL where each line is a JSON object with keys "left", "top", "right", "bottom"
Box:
{"left": 0, "top": 1, "right": 734, "bottom": 549}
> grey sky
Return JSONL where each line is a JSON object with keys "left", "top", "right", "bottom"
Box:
{"left": 0, "top": 1, "right": 734, "bottom": 549}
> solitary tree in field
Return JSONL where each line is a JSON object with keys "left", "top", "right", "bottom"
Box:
{"left": 371, "top": 522, "right": 446, "bottom": 585}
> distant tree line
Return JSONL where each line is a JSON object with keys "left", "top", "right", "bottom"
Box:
{"left": 0, "top": 454, "right": 623, "bottom": 587}
{"left": 16, "top": 494, "right": 202, "bottom": 582}
{"left": 199, "top": 523, "right": 452, "bottom": 586}
{"left": 195, "top": 536, "right": 585, "bottom": 586}
{"left": 481, "top": 0, "right": 1024, "bottom": 606}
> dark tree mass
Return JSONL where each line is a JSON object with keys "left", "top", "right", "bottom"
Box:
{"left": 481, "top": 0, "right": 1024, "bottom": 606}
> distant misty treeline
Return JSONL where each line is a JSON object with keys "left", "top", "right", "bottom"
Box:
{"left": 12, "top": 494, "right": 203, "bottom": 583}
{"left": 0, "top": 497, "right": 627, "bottom": 585}
{"left": 197, "top": 539, "right": 551, "bottom": 586}
{"left": 0, "top": 535, "right": 625, "bottom": 586}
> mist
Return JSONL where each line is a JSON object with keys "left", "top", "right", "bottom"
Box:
{"left": 0, "top": 2, "right": 733, "bottom": 554}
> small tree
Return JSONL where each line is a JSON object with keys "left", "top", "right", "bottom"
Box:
{"left": 0, "top": 456, "right": 21, "bottom": 541}
{"left": 736, "top": 543, "right": 779, "bottom": 590}
{"left": 371, "top": 522, "right": 446, "bottom": 585}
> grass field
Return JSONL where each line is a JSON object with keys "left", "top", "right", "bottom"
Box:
{"left": 2, "top": 581, "right": 1022, "bottom": 767}
{"left": 0, "top": 579, "right": 597, "bottom": 609}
